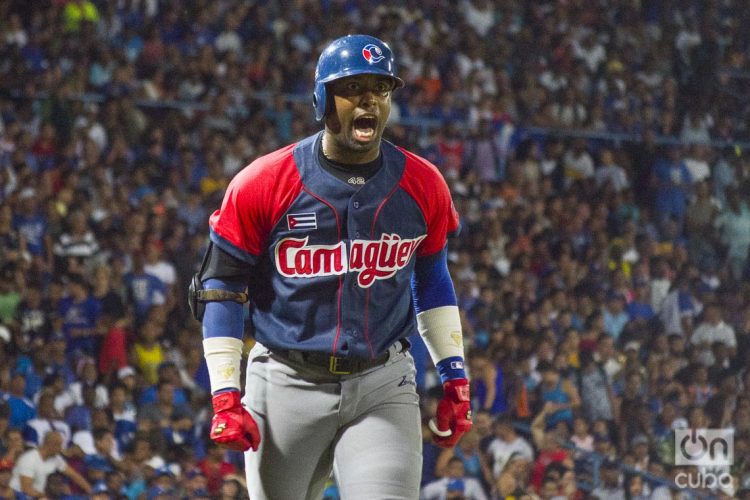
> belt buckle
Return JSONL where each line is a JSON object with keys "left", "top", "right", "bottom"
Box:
{"left": 329, "top": 356, "right": 352, "bottom": 375}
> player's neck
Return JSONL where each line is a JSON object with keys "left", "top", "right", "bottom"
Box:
{"left": 321, "top": 134, "right": 380, "bottom": 165}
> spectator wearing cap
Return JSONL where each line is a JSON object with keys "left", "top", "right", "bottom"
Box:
{"left": 116, "top": 365, "right": 138, "bottom": 394}
{"left": 420, "top": 456, "right": 489, "bottom": 500}
{"left": 630, "top": 433, "right": 652, "bottom": 472}
{"left": 90, "top": 479, "right": 110, "bottom": 500}
{"left": 150, "top": 465, "right": 176, "bottom": 493}
{"left": 590, "top": 458, "right": 624, "bottom": 500}
{"left": 184, "top": 467, "right": 209, "bottom": 499}
{"left": 84, "top": 452, "right": 113, "bottom": 488}
{"left": 11, "top": 430, "right": 91, "bottom": 497}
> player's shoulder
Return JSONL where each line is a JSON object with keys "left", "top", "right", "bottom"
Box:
{"left": 395, "top": 145, "right": 451, "bottom": 197}
{"left": 232, "top": 143, "right": 298, "bottom": 184}
{"left": 396, "top": 146, "right": 445, "bottom": 180}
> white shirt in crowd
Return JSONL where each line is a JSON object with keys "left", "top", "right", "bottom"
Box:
{"left": 595, "top": 163, "right": 630, "bottom": 192}
{"left": 683, "top": 156, "right": 710, "bottom": 183}
{"left": 144, "top": 260, "right": 177, "bottom": 286}
{"left": 486, "top": 435, "right": 535, "bottom": 479}
{"left": 563, "top": 150, "right": 595, "bottom": 182}
{"left": 691, "top": 320, "right": 737, "bottom": 348}
{"left": 10, "top": 449, "right": 67, "bottom": 493}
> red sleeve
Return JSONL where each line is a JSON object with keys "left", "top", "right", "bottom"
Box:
{"left": 208, "top": 144, "right": 302, "bottom": 260}
{"left": 397, "top": 147, "right": 460, "bottom": 257}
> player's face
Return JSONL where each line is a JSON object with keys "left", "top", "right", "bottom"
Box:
{"left": 324, "top": 74, "right": 394, "bottom": 163}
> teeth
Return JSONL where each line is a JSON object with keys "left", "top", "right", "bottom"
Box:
{"left": 354, "top": 128, "right": 375, "bottom": 140}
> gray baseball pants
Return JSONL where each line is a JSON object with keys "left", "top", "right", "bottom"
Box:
{"left": 242, "top": 341, "right": 422, "bottom": 500}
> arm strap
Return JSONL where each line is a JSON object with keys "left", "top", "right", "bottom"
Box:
{"left": 194, "top": 288, "right": 249, "bottom": 304}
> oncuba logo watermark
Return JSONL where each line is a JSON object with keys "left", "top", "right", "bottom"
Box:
{"left": 674, "top": 429, "right": 734, "bottom": 491}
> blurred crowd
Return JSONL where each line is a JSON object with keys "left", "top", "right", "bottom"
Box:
{"left": 1, "top": 0, "right": 750, "bottom": 499}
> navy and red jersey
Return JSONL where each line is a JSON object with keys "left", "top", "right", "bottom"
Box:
{"left": 209, "top": 132, "right": 459, "bottom": 359}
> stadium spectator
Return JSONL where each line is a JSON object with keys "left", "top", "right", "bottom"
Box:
{"left": 486, "top": 414, "right": 534, "bottom": 481}
{"left": 420, "top": 456, "right": 488, "bottom": 500}
{"left": 11, "top": 430, "right": 91, "bottom": 497}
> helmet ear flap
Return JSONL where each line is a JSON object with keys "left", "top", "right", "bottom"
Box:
{"left": 313, "top": 81, "right": 327, "bottom": 121}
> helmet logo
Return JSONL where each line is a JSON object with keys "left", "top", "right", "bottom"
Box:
{"left": 362, "top": 44, "right": 385, "bottom": 64}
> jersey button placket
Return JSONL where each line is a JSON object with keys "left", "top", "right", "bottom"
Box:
{"left": 353, "top": 201, "right": 360, "bottom": 209}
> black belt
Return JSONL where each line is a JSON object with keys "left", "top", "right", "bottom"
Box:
{"left": 272, "top": 339, "right": 409, "bottom": 375}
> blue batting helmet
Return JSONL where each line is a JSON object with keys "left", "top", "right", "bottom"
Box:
{"left": 313, "top": 34, "right": 404, "bottom": 121}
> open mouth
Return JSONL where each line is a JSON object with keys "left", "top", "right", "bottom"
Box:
{"left": 352, "top": 115, "right": 378, "bottom": 141}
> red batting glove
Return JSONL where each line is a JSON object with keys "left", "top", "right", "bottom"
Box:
{"left": 210, "top": 390, "right": 260, "bottom": 452}
{"left": 428, "top": 378, "right": 473, "bottom": 448}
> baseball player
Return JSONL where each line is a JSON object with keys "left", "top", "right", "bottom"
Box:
{"left": 189, "top": 34, "right": 472, "bottom": 500}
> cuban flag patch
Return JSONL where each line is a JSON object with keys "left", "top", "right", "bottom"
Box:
{"left": 287, "top": 213, "right": 317, "bottom": 230}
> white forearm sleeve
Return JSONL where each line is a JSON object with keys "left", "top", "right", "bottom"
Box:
{"left": 203, "top": 337, "right": 244, "bottom": 393}
{"left": 416, "top": 305, "right": 464, "bottom": 363}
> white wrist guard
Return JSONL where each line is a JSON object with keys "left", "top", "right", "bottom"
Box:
{"left": 203, "top": 337, "right": 243, "bottom": 393}
{"left": 416, "top": 305, "right": 464, "bottom": 363}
